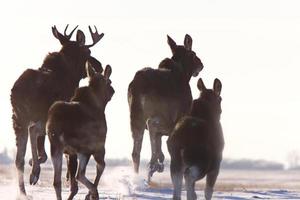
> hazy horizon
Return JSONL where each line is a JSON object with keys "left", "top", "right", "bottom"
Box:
{"left": 1, "top": 0, "right": 300, "bottom": 166}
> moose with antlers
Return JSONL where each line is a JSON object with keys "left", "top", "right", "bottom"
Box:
{"left": 10, "top": 25, "right": 104, "bottom": 196}
{"left": 128, "top": 34, "right": 204, "bottom": 181}
{"left": 167, "top": 78, "right": 224, "bottom": 200}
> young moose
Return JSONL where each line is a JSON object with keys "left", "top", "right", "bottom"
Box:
{"left": 167, "top": 78, "right": 224, "bottom": 200}
{"left": 46, "top": 62, "right": 114, "bottom": 200}
{"left": 128, "top": 35, "right": 204, "bottom": 180}
{"left": 10, "top": 25, "right": 104, "bottom": 196}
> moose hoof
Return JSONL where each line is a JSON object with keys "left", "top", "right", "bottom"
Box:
{"left": 67, "top": 186, "right": 78, "bottom": 200}
{"left": 85, "top": 192, "right": 99, "bottom": 200}
{"left": 157, "top": 162, "right": 164, "bottom": 173}
{"left": 148, "top": 167, "right": 155, "bottom": 178}
{"left": 29, "top": 166, "right": 40, "bottom": 185}
{"left": 148, "top": 162, "right": 164, "bottom": 175}
{"left": 29, "top": 173, "right": 39, "bottom": 185}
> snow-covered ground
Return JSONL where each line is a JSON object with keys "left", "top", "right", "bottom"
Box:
{"left": 1, "top": 164, "right": 300, "bottom": 199}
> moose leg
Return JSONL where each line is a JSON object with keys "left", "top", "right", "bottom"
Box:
{"left": 148, "top": 131, "right": 165, "bottom": 180}
{"left": 29, "top": 135, "right": 48, "bottom": 166}
{"left": 129, "top": 94, "right": 144, "bottom": 174}
{"left": 76, "top": 154, "right": 98, "bottom": 200}
{"left": 205, "top": 168, "right": 219, "bottom": 200}
{"left": 148, "top": 132, "right": 158, "bottom": 181}
{"left": 156, "top": 134, "right": 164, "bottom": 173}
{"left": 36, "top": 122, "right": 47, "bottom": 164}
{"left": 184, "top": 166, "right": 200, "bottom": 200}
{"left": 131, "top": 127, "right": 144, "bottom": 173}
{"left": 51, "top": 144, "right": 63, "bottom": 200}
{"left": 15, "top": 125, "right": 28, "bottom": 196}
{"left": 37, "top": 135, "right": 48, "bottom": 163}
{"left": 29, "top": 122, "right": 42, "bottom": 185}
{"left": 65, "top": 155, "right": 70, "bottom": 181}
{"left": 85, "top": 150, "right": 106, "bottom": 200}
{"left": 170, "top": 155, "right": 183, "bottom": 200}
{"left": 67, "top": 154, "right": 78, "bottom": 200}
{"left": 93, "top": 149, "right": 105, "bottom": 186}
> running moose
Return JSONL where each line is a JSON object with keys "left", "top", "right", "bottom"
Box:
{"left": 10, "top": 25, "right": 104, "bottom": 196}
{"left": 46, "top": 62, "right": 114, "bottom": 200}
{"left": 128, "top": 34, "right": 204, "bottom": 180}
{"left": 167, "top": 78, "right": 224, "bottom": 200}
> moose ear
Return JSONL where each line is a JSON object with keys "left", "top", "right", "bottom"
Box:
{"left": 213, "top": 78, "right": 222, "bottom": 96}
{"left": 76, "top": 30, "right": 86, "bottom": 46}
{"left": 52, "top": 26, "right": 68, "bottom": 45}
{"left": 184, "top": 34, "right": 193, "bottom": 50}
{"left": 88, "top": 56, "right": 103, "bottom": 73}
{"left": 167, "top": 35, "right": 177, "bottom": 54}
{"left": 104, "top": 65, "right": 112, "bottom": 80}
{"left": 86, "top": 61, "right": 96, "bottom": 78}
{"left": 197, "top": 78, "right": 206, "bottom": 91}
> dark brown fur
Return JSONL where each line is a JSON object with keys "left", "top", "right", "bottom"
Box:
{"left": 46, "top": 63, "right": 114, "bottom": 200}
{"left": 10, "top": 25, "right": 104, "bottom": 195}
{"left": 128, "top": 35, "right": 204, "bottom": 180}
{"left": 167, "top": 78, "right": 224, "bottom": 200}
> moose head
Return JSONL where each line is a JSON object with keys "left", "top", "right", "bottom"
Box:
{"left": 86, "top": 62, "right": 115, "bottom": 108}
{"left": 167, "top": 34, "right": 204, "bottom": 79}
{"left": 52, "top": 25, "right": 104, "bottom": 79}
{"left": 195, "top": 78, "right": 222, "bottom": 121}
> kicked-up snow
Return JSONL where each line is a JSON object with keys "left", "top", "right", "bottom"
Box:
{"left": 0, "top": 165, "right": 300, "bottom": 199}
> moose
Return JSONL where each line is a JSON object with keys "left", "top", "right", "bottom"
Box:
{"left": 10, "top": 25, "right": 104, "bottom": 196}
{"left": 167, "top": 78, "right": 224, "bottom": 200}
{"left": 128, "top": 34, "right": 204, "bottom": 180}
{"left": 46, "top": 62, "right": 114, "bottom": 200}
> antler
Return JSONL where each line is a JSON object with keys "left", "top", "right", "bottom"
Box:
{"left": 52, "top": 24, "right": 78, "bottom": 44}
{"left": 64, "top": 24, "right": 78, "bottom": 40}
{"left": 86, "top": 25, "right": 104, "bottom": 48}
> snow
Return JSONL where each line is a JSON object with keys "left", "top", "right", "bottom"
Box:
{"left": 0, "top": 165, "right": 300, "bottom": 199}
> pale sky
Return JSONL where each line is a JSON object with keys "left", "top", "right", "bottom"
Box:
{"left": 1, "top": 0, "right": 300, "bottom": 165}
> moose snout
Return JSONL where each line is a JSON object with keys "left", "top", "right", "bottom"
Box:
{"left": 193, "top": 65, "right": 203, "bottom": 77}
{"left": 193, "top": 60, "right": 204, "bottom": 77}
{"left": 109, "top": 86, "right": 115, "bottom": 100}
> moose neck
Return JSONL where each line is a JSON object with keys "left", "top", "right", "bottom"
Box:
{"left": 61, "top": 52, "right": 86, "bottom": 86}
{"left": 40, "top": 52, "right": 83, "bottom": 96}
{"left": 191, "top": 100, "right": 220, "bottom": 124}
{"left": 72, "top": 87, "right": 106, "bottom": 114}
{"left": 171, "top": 56, "right": 194, "bottom": 83}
